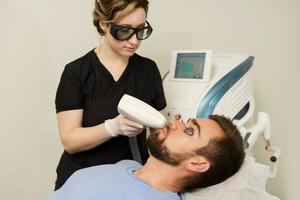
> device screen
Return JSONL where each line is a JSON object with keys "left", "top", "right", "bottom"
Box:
{"left": 174, "top": 53, "right": 206, "bottom": 79}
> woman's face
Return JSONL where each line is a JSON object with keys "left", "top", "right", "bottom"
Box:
{"left": 102, "top": 7, "right": 147, "bottom": 57}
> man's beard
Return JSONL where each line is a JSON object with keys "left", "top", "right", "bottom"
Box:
{"left": 146, "top": 129, "right": 192, "bottom": 166}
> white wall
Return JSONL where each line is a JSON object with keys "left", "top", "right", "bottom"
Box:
{"left": 0, "top": 1, "right": 299, "bottom": 200}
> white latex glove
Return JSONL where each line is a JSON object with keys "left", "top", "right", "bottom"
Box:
{"left": 104, "top": 114, "right": 144, "bottom": 137}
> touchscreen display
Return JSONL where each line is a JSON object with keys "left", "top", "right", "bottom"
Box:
{"left": 174, "top": 53, "right": 206, "bottom": 79}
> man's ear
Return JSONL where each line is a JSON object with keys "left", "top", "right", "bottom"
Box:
{"left": 185, "top": 156, "right": 210, "bottom": 173}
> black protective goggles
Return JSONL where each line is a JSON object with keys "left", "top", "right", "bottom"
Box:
{"left": 108, "top": 21, "right": 153, "bottom": 41}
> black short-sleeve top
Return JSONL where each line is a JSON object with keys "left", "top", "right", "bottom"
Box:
{"left": 54, "top": 49, "right": 166, "bottom": 188}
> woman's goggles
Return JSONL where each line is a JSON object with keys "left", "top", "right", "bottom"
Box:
{"left": 108, "top": 21, "right": 153, "bottom": 41}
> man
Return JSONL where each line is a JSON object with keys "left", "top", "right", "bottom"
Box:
{"left": 45, "top": 115, "right": 245, "bottom": 200}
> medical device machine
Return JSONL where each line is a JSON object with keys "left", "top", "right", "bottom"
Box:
{"left": 164, "top": 50, "right": 253, "bottom": 124}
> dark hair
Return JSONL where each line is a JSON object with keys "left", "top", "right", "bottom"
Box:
{"left": 92, "top": 0, "right": 149, "bottom": 35}
{"left": 181, "top": 115, "right": 245, "bottom": 191}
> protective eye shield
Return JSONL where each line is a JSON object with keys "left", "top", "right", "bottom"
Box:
{"left": 108, "top": 21, "right": 153, "bottom": 41}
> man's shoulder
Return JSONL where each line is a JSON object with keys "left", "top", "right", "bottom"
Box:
{"left": 71, "top": 160, "right": 140, "bottom": 177}
{"left": 115, "top": 160, "right": 142, "bottom": 168}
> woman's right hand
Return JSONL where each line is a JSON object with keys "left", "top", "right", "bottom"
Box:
{"left": 105, "top": 114, "right": 144, "bottom": 137}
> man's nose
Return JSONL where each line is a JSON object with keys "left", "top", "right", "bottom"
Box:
{"left": 168, "top": 114, "right": 182, "bottom": 130}
{"left": 174, "top": 114, "right": 181, "bottom": 120}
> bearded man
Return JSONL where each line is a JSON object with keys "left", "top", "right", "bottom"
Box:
{"left": 45, "top": 115, "right": 245, "bottom": 200}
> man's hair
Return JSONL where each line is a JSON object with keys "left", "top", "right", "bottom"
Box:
{"left": 181, "top": 115, "right": 245, "bottom": 191}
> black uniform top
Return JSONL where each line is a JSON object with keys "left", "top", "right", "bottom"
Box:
{"left": 54, "top": 49, "right": 166, "bottom": 190}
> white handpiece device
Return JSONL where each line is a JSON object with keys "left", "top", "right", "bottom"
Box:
{"left": 117, "top": 94, "right": 167, "bottom": 128}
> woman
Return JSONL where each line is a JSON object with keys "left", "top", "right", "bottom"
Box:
{"left": 54, "top": 0, "right": 166, "bottom": 190}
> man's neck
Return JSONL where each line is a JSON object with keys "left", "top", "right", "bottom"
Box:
{"left": 133, "top": 157, "right": 182, "bottom": 193}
